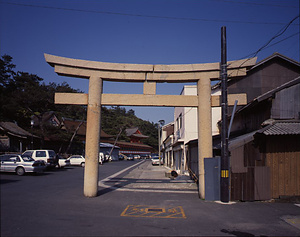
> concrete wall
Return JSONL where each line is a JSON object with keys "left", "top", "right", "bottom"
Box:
{"left": 174, "top": 85, "right": 221, "bottom": 144}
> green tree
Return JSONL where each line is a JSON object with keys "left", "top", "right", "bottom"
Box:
{"left": 101, "top": 106, "right": 158, "bottom": 149}
{"left": 0, "top": 55, "right": 87, "bottom": 149}
{"left": 0, "top": 54, "right": 158, "bottom": 151}
{"left": 0, "top": 54, "right": 16, "bottom": 87}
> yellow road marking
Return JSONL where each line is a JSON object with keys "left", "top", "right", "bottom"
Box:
{"left": 121, "top": 205, "right": 186, "bottom": 219}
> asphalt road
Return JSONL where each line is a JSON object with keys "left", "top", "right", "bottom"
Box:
{"left": 1, "top": 159, "right": 300, "bottom": 236}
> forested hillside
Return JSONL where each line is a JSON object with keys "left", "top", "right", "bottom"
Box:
{"left": 101, "top": 106, "right": 158, "bottom": 148}
{"left": 0, "top": 55, "right": 158, "bottom": 149}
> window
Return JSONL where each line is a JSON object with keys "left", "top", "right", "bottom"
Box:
{"left": 177, "top": 113, "right": 182, "bottom": 130}
{"left": 36, "top": 151, "right": 46, "bottom": 157}
{"left": 23, "top": 151, "right": 33, "bottom": 157}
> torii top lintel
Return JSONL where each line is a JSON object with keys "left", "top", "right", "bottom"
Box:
{"left": 44, "top": 53, "right": 257, "bottom": 82}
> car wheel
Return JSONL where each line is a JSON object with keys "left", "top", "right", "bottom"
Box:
{"left": 16, "top": 167, "right": 25, "bottom": 176}
{"left": 81, "top": 162, "right": 85, "bottom": 167}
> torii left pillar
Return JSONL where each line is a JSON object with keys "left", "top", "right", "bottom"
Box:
{"left": 84, "top": 76, "right": 102, "bottom": 197}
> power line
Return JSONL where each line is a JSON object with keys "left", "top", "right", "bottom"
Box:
{"left": 1, "top": 1, "right": 297, "bottom": 26}
{"left": 227, "top": 15, "right": 300, "bottom": 74}
{"left": 264, "top": 32, "right": 299, "bottom": 50}
{"left": 246, "top": 15, "right": 300, "bottom": 59}
{"left": 211, "top": 0, "right": 298, "bottom": 8}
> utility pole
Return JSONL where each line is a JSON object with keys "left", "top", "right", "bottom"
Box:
{"left": 108, "top": 127, "right": 123, "bottom": 159}
{"left": 158, "top": 120, "right": 165, "bottom": 166}
{"left": 221, "top": 26, "right": 230, "bottom": 203}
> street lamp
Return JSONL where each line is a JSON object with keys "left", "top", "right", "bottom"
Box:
{"left": 30, "top": 119, "right": 34, "bottom": 149}
{"left": 158, "top": 120, "right": 165, "bottom": 166}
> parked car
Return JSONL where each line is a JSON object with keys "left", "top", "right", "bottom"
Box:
{"left": 0, "top": 154, "right": 46, "bottom": 175}
{"left": 140, "top": 154, "right": 150, "bottom": 159}
{"left": 67, "top": 155, "right": 85, "bottom": 167}
{"left": 127, "top": 154, "right": 134, "bottom": 161}
{"left": 57, "top": 156, "right": 70, "bottom": 168}
{"left": 150, "top": 154, "right": 158, "bottom": 159}
{"left": 134, "top": 155, "right": 140, "bottom": 159}
{"left": 151, "top": 156, "right": 163, "bottom": 165}
{"left": 22, "top": 150, "right": 57, "bottom": 168}
{"left": 106, "top": 155, "right": 112, "bottom": 162}
{"left": 119, "top": 153, "right": 127, "bottom": 160}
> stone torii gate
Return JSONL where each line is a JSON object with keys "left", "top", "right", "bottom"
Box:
{"left": 45, "top": 53, "right": 256, "bottom": 199}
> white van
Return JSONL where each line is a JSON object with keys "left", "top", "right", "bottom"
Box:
{"left": 22, "top": 150, "right": 57, "bottom": 167}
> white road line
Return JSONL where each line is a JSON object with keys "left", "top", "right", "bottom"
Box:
{"left": 99, "top": 160, "right": 145, "bottom": 183}
{"left": 98, "top": 160, "right": 198, "bottom": 194}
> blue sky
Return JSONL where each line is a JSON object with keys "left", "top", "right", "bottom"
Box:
{"left": 1, "top": 0, "right": 299, "bottom": 124}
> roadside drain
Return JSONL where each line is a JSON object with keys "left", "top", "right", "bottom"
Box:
{"left": 121, "top": 205, "right": 186, "bottom": 219}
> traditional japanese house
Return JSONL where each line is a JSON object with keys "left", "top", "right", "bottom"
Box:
{"left": 226, "top": 77, "right": 300, "bottom": 201}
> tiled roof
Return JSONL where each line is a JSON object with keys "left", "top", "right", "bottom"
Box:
{"left": 213, "top": 131, "right": 257, "bottom": 151}
{"left": 131, "top": 133, "right": 149, "bottom": 139}
{"left": 250, "top": 52, "right": 300, "bottom": 70}
{"left": 211, "top": 52, "right": 300, "bottom": 91}
{"left": 100, "top": 142, "right": 120, "bottom": 149}
{"left": 125, "top": 127, "right": 139, "bottom": 136}
{"left": 259, "top": 121, "right": 300, "bottom": 136}
{"left": 0, "top": 122, "right": 36, "bottom": 138}
{"left": 62, "top": 119, "right": 113, "bottom": 138}
{"left": 125, "top": 127, "right": 148, "bottom": 139}
{"left": 115, "top": 141, "right": 152, "bottom": 148}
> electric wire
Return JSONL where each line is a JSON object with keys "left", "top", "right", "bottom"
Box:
{"left": 2, "top": 1, "right": 298, "bottom": 85}
{"left": 226, "top": 15, "right": 300, "bottom": 78}
{"left": 211, "top": 0, "right": 298, "bottom": 8}
{"left": 1, "top": 1, "right": 297, "bottom": 26}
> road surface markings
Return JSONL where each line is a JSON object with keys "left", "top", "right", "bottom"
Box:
{"left": 121, "top": 205, "right": 186, "bottom": 219}
{"left": 98, "top": 161, "right": 198, "bottom": 194}
{"left": 281, "top": 215, "right": 300, "bottom": 230}
{"left": 100, "top": 160, "right": 146, "bottom": 184}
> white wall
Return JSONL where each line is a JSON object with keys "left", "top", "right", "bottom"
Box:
{"left": 211, "top": 88, "right": 221, "bottom": 135}
{"left": 174, "top": 85, "right": 221, "bottom": 144}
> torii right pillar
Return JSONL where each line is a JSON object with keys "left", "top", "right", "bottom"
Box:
{"left": 197, "top": 77, "right": 212, "bottom": 199}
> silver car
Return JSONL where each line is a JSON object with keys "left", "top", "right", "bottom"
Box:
{"left": 0, "top": 154, "right": 46, "bottom": 176}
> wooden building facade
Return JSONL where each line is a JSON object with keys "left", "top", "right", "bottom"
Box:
{"left": 0, "top": 122, "right": 39, "bottom": 152}
{"left": 228, "top": 77, "right": 300, "bottom": 201}
{"left": 209, "top": 53, "right": 300, "bottom": 201}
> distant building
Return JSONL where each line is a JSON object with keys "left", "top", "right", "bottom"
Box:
{"left": 61, "top": 118, "right": 113, "bottom": 143}
{"left": 161, "top": 122, "right": 174, "bottom": 167}
{"left": 99, "top": 142, "right": 120, "bottom": 161}
{"left": 113, "top": 127, "right": 152, "bottom": 155}
{"left": 125, "top": 127, "right": 149, "bottom": 143}
{"left": 31, "top": 111, "right": 60, "bottom": 127}
{"left": 0, "top": 122, "right": 38, "bottom": 152}
{"left": 61, "top": 120, "right": 153, "bottom": 156}
{"left": 163, "top": 85, "right": 222, "bottom": 173}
